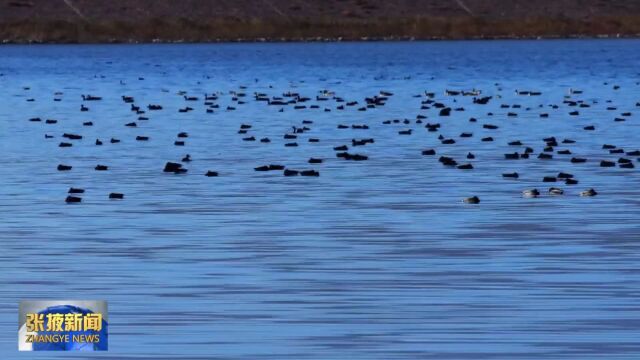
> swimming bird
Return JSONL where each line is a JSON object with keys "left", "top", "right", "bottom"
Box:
{"left": 463, "top": 196, "right": 480, "bottom": 204}
{"left": 109, "top": 193, "right": 124, "bottom": 199}
{"left": 548, "top": 187, "right": 564, "bottom": 195}
{"left": 63, "top": 133, "right": 82, "bottom": 140}
{"left": 339, "top": 153, "right": 368, "bottom": 161}
{"left": 439, "top": 156, "right": 457, "bottom": 166}
{"left": 163, "top": 162, "right": 186, "bottom": 173}
{"left": 523, "top": 189, "right": 540, "bottom": 198}
{"left": 300, "top": 170, "right": 320, "bottom": 176}
{"left": 65, "top": 196, "right": 82, "bottom": 203}
{"left": 580, "top": 188, "right": 598, "bottom": 197}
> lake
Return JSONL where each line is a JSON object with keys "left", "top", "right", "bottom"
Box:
{"left": 0, "top": 40, "right": 639, "bottom": 359}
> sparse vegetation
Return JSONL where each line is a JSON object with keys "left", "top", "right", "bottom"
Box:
{"left": 1, "top": 0, "right": 640, "bottom": 43}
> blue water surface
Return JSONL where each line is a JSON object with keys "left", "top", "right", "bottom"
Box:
{"left": 0, "top": 40, "right": 639, "bottom": 359}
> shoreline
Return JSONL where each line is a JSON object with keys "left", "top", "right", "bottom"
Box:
{"left": 1, "top": 34, "right": 639, "bottom": 45}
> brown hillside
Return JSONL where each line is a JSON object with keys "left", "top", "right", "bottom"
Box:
{"left": 2, "top": 0, "right": 640, "bottom": 42}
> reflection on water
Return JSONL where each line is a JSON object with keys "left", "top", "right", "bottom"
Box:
{"left": 0, "top": 40, "right": 639, "bottom": 359}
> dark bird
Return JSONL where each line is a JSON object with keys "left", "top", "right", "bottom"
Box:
{"left": 109, "top": 193, "right": 124, "bottom": 199}
{"left": 163, "top": 162, "right": 186, "bottom": 173}
{"left": 65, "top": 196, "right": 82, "bottom": 203}
{"left": 463, "top": 196, "right": 480, "bottom": 204}
{"left": 300, "top": 170, "right": 320, "bottom": 176}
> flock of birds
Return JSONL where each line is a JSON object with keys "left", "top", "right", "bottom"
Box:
{"left": 22, "top": 80, "right": 640, "bottom": 204}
